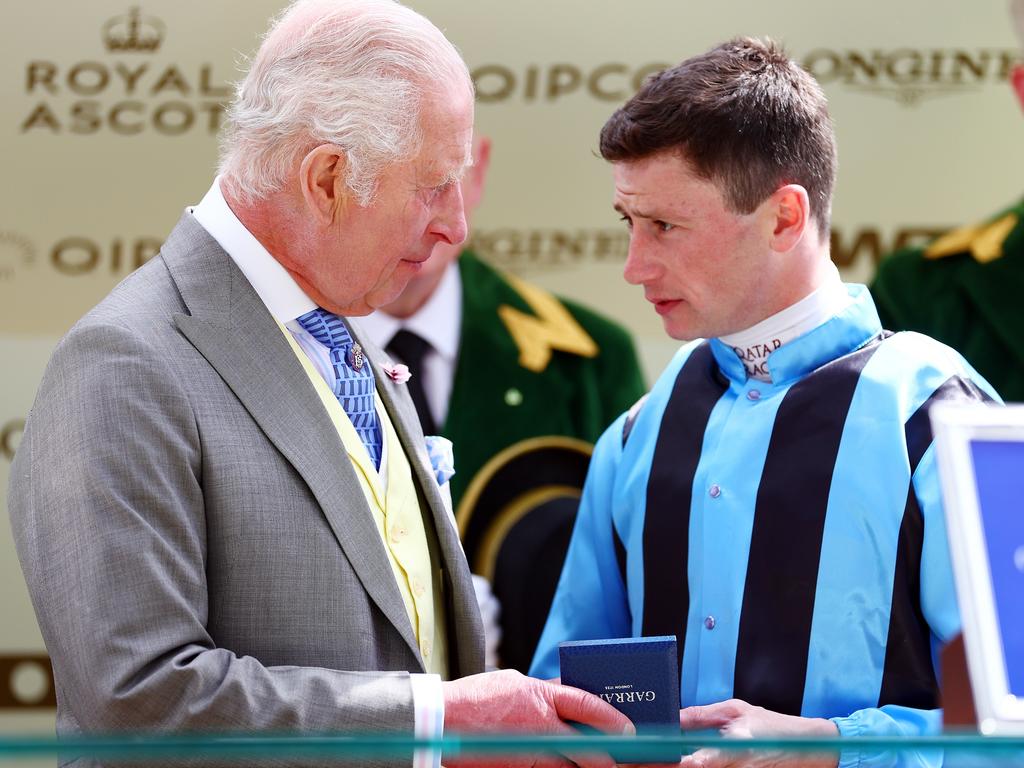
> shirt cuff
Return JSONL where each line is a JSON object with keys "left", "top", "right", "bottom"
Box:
{"left": 411, "top": 673, "right": 444, "bottom": 768}
{"left": 830, "top": 715, "right": 862, "bottom": 768}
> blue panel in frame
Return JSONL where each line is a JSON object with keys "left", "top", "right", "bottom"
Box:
{"left": 970, "top": 439, "right": 1024, "bottom": 699}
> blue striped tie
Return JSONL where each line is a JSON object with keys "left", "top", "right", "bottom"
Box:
{"left": 296, "top": 308, "right": 383, "bottom": 470}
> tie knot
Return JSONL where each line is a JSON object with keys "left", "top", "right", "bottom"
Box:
{"left": 296, "top": 307, "right": 382, "bottom": 468}
{"left": 297, "top": 308, "right": 354, "bottom": 352}
{"left": 387, "top": 328, "right": 433, "bottom": 369}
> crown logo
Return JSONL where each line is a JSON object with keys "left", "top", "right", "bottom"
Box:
{"left": 102, "top": 7, "right": 165, "bottom": 53}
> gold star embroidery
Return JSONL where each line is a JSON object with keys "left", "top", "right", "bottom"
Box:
{"left": 498, "top": 274, "right": 598, "bottom": 373}
{"left": 924, "top": 213, "right": 1018, "bottom": 264}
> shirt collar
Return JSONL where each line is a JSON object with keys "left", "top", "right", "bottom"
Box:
{"left": 359, "top": 259, "right": 462, "bottom": 363}
{"left": 189, "top": 177, "right": 316, "bottom": 323}
{"left": 709, "top": 284, "right": 882, "bottom": 387}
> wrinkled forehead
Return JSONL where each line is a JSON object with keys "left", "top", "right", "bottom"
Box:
{"left": 419, "top": 82, "right": 475, "bottom": 177}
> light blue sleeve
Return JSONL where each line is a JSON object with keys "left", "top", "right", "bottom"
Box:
{"left": 829, "top": 444, "right": 961, "bottom": 767}
{"left": 832, "top": 705, "right": 944, "bottom": 768}
{"left": 831, "top": 703, "right": 941, "bottom": 739}
{"left": 915, "top": 446, "right": 962, "bottom": 648}
{"left": 529, "top": 415, "right": 633, "bottom": 679}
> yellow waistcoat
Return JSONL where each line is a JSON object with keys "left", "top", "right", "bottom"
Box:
{"left": 279, "top": 324, "right": 448, "bottom": 676}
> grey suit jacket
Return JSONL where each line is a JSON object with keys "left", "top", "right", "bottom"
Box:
{"left": 8, "top": 214, "right": 484, "bottom": 762}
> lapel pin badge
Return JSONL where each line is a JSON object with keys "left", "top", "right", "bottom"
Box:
{"left": 348, "top": 342, "right": 365, "bottom": 372}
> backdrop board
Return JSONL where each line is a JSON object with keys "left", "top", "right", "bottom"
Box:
{"left": 1, "top": 0, "right": 1021, "bottom": 747}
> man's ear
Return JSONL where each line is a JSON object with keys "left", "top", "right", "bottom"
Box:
{"left": 766, "top": 184, "right": 810, "bottom": 253}
{"left": 462, "top": 136, "right": 492, "bottom": 215}
{"left": 1011, "top": 64, "right": 1024, "bottom": 114}
{"left": 298, "top": 144, "right": 349, "bottom": 225}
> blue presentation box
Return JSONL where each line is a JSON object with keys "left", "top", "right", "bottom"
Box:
{"left": 559, "top": 635, "right": 680, "bottom": 763}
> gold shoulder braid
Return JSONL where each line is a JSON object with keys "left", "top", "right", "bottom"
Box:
{"left": 924, "top": 212, "right": 1018, "bottom": 264}
{"left": 497, "top": 273, "right": 598, "bottom": 373}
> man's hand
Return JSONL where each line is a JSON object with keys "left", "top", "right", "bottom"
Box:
{"left": 674, "top": 699, "right": 839, "bottom": 768}
{"left": 442, "top": 669, "right": 634, "bottom": 768}
{"left": 678, "top": 698, "right": 837, "bottom": 739}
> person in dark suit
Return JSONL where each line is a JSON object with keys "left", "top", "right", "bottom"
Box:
{"left": 7, "top": 2, "right": 630, "bottom": 766}
{"left": 363, "top": 137, "right": 646, "bottom": 509}
{"left": 871, "top": 96, "right": 1024, "bottom": 401}
{"left": 871, "top": 0, "right": 1024, "bottom": 403}
{"left": 362, "top": 137, "right": 646, "bottom": 672}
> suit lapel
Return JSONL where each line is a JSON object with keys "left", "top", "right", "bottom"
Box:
{"left": 160, "top": 214, "right": 423, "bottom": 666}
{"left": 350, "top": 318, "right": 485, "bottom": 676}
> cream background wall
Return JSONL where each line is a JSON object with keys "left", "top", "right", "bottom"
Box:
{"left": 1, "top": 0, "right": 1020, "bottom": 742}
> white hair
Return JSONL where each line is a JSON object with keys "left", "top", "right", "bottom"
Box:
{"left": 219, "top": 0, "right": 471, "bottom": 206}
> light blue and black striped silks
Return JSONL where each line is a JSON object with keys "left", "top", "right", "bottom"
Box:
{"left": 297, "top": 308, "right": 383, "bottom": 470}
{"left": 532, "top": 284, "right": 1001, "bottom": 744}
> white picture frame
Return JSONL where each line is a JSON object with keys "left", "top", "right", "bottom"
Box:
{"left": 931, "top": 402, "right": 1024, "bottom": 735}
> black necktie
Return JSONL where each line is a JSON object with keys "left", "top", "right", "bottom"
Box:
{"left": 386, "top": 329, "right": 439, "bottom": 435}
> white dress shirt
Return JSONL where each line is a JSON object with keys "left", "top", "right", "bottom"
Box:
{"left": 189, "top": 178, "right": 443, "bottom": 767}
{"left": 719, "top": 264, "right": 853, "bottom": 382}
{"left": 361, "top": 260, "right": 506, "bottom": 673}
{"left": 360, "top": 262, "right": 462, "bottom": 429}
{"left": 190, "top": 178, "right": 393, "bottom": 484}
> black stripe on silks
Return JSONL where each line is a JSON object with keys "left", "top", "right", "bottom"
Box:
{"left": 613, "top": 524, "right": 628, "bottom": 589}
{"left": 612, "top": 523, "right": 633, "bottom": 628}
{"left": 878, "top": 488, "right": 937, "bottom": 709}
{"left": 622, "top": 394, "right": 649, "bottom": 447}
{"left": 622, "top": 409, "right": 639, "bottom": 447}
{"left": 733, "top": 338, "right": 882, "bottom": 716}
{"left": 879, "top": 375, "right": 994, "bottom": 708}
{"left": 904, "top": 376, "right": 993, "bottom": 473}
{"left": 642, "top": 343, "right": 727, "bottom": 677}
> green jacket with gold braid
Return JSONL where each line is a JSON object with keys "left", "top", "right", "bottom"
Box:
{"left": 444, "top": 252, "right": 646, "bottom": 509}
{"left": 871, "top": 199, "right": 1024, "bottom": 402}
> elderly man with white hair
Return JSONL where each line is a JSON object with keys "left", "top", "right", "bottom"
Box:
{"left": 8, "top": 1, "right": 631, "bottom": 766}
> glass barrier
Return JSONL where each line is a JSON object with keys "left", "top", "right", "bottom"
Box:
{"left": 0, "top": 731, "right": 1022, "bottom": 766}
